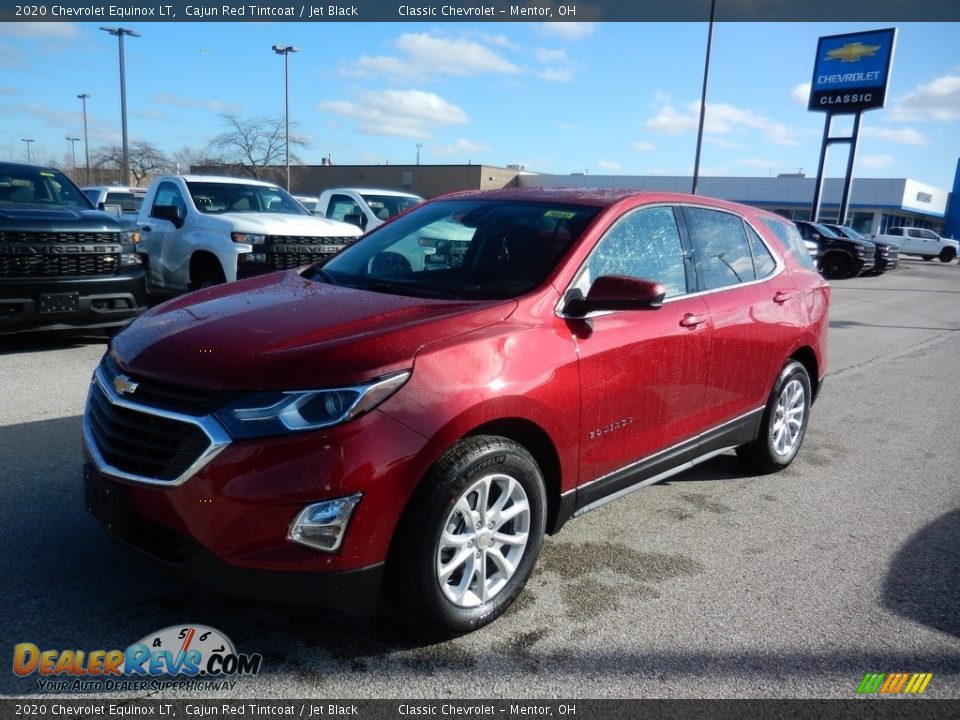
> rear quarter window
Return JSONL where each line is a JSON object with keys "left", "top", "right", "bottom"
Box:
{"left": 760, "top": 218, "right": 817, "bottom": 271}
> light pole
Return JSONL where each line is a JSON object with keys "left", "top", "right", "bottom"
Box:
{"left": 67, "top": 137, "right": 80, "bottom": 177}
{"left": 272, "top": 44, "right": 298, "bottom": 191}
{"left": 416, "top": 143, "right": 422, "bottom": 165}
{"left": 78, "top": 93, "right": 91, "bottom": 184}
{"left": 21, "top": 138, "right": 34, "bottom": 163}
{"left": 691, "top": 0, "right": 716, "bottom": 195}
{"left": 100, "top": 27, "right": 140, "bottom": 186}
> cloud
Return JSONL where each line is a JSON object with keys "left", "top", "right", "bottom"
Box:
{"left": 343, "top": 33, "right": 520, "bottom": 80}
{"left": 534, "top": 48, "right": 567, "bottom": 63}
{"left": 856, "top": 154, "right": 894, "bottom": 169}
{"left": 705, "top": 137, "right": 744, "bottom": 150}
{"left": 861, "top": 126, "right": 927, "bottom": 145}
{"left": 0, "top": 22, "right": 80, "bottom": 39}
{"left": 791, "top": 83, "right": 811, "bottom": 105}
{"left": 538, "top": 67, "right": 574, "bottom": 83}
{"left": 889, "top": 73, "right": 960, "bottom": 122}
{"left": 645, "top": 100, "right": 798, "bottom": 146}
{"left": 153, "top": 94, "right": 242, "bottom": 114}
{"left": 534, "top": 23, "right": 596, "bottom": 41}
{"left": 532, "top": 46, "right": 575, "bottom": 83}
{"left": 631, "top": 141, "right": 655, "bottom": 151}
{"left": 432, "top": 138, "right": 493, "bottom": 158}
{"left": 597, "top": 160, "right": 622, "bottom": 171}
{"left": 319, "top": 90, "right": 467, "bottom": 139}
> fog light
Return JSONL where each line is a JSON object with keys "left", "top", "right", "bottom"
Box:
{"left": 288, "top": 493, "right": 361, "bottom": 553}
{"left": 120, "top": 253, "right": 142, "bottom": 267}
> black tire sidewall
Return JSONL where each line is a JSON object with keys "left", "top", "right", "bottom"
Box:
{"left": 400, "top": 437, "right": 547, "bottom": 634}
{"left": 760, "top": 361, "right": 812, "bottom": 469}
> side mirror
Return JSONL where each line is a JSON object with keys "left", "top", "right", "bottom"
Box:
{"left": 152, "top": 204, "right": 184, "bottom": 228}
{"left": 565, "top": 275, "right": 666, "bottom": 317}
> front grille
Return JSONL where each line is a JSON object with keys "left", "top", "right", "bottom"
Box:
{"left": 101, "top": 354, "right": 235, "bottom": 416}
{"left": 0, "top": 231, "right": 120, "bottom": 244}
{"left": 266, "top": 235, "right": 351, "bottom": 271}
{"left": 0, "top": 254, "right": 119, "bottom": 278}
{"left": 86, "top": 383, "right": 211, "bottom": 483}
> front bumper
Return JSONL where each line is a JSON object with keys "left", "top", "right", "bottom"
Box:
{"left": 84, "top": 464, "right": 384, "bottom": 614}
{"left": 0, "top": 270, "right": 147, "bottom": 334}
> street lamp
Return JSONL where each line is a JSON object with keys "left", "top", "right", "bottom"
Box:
{"left": 67, "top": 137, "right": 81, "bottom": 177}
{"left": 416, "top": 143, "right": 422, "bottom": 165}
{"left": 21, "top": 138, "right": 34, "bottom": 163}
{"left": 272, "top": 44, "right": 298, "bottom": 191}
{"left": 78, "top": 93, "right": 91, "bottom": 184}
{"left": 100, "top": 27, "right": 140, "bottom": 186}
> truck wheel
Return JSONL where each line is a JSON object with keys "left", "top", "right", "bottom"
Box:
{"left": 387, "top": 436, "right": 546, "bottom": 635}
{"left": 189, "top": 260, "right": 226, "bottom": 291}
{"left": 737, "top": 361, "right": 812, "bottom": 474}
{"left": 939, "top": 248, "right": 956, "bottom": 263}
{"left": 821, "top": 254, "right": 852, "bottom": 280}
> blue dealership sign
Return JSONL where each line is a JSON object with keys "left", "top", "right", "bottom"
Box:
{"left": 808, "top": 28, "right": 897, "bottom": 113}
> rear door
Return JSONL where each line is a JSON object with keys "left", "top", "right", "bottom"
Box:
{"left": 681, "top": 205, "right": 803, "bottom": 441}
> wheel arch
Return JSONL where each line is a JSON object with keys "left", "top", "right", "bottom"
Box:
{"left": 189, "top": 250, "right": 226, "bottom": 286}
{"left": 790, "top": 346, "right": 820, "bottom": 403}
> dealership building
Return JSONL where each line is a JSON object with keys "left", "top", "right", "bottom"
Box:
{"left": 201, "top": 158, "right": 960, "bottom": 239}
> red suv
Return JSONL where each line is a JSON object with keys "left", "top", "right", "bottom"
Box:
{"left": 83, "top": 189, "right": 829, "bottom": 633}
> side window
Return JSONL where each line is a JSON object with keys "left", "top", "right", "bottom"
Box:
{"left": 686, "top": 208, "right": 755, "bottom": 290}
{"left": 746, "top": 224, "right": 776, "bottom": 278}
{"left": 580, "top": 206, "right": 687, "bottom": 298}
{"left": 152, "top": 181, "right": 186, "bottom": 217}
{"left": 760, "top": 218, "right": 816, "bottom": 271}
{"left": 327, "top": 194, "right": 362, "bottom": 222}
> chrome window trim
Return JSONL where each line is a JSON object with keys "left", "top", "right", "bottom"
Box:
{"left": 83, "top": 365, "right": 232, "bottom": 488}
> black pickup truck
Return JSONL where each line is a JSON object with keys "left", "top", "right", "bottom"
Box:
{"left": 0, "top": 162, "right": 147, "bottom": 334}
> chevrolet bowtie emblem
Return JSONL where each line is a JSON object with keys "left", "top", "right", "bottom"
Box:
{"left": 826, "top": 42, "right": 881, "bottom": 63}
{"left": 113, "top": 373, "right": 139, "bottom": 395}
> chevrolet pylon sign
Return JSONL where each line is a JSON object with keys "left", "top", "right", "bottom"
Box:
{"left": 808, "top": 28, "right": 897, "bottom": 113}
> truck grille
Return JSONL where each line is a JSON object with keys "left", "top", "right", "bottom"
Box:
{"left": 266, "top": 235, "right": 352, "bottom": 270}
{"left": 0, "top": 231, "right": 120, "bottom": 243}
{"left": 0, "top": 254, "right": 118, "bottom": 278}
{"left": 86, "top": 382, "right": 213, "bottom": 483}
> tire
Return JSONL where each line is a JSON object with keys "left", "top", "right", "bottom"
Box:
{"left": 939, "top": 248, "right": 956, "bottom": 263}
{"left": 737, "top": 360, "right": 812, "bottom": 474}
{"left": 922, "top": 255, "right": 935, "bottom": 261}
{"left": 821, "top": 253, "right": 852, "bottom": 280}
{"left": 189, "top": 260, "right": 226, "bottom": 291}
{"left": 387, "top": 436, "right": 547, "bottom": 634}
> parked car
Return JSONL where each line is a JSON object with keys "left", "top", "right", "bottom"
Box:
{"left": 822, "top": 223, "right": 899, "bottom": 273}
{"left": 794, "top": 220, "right": 875, "bottom": 279}
{"left": 135, "top": 175, "right": 362, "bottom": 295}
{"left": 83, "top": 189, "right": 829, "bottom": 633}
{"left": 82, "top": 185, "right": 147, "bottom": 216}
{"left": 0, "top": 162, "right": 147, "bottom": 334}
{"left": 315, "top": 188, "right": 424, "bottom": 231}
{"left": 871, "top": 226, "right": 957, "bottom": 263}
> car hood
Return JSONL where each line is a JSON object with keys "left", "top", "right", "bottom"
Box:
{"left": 111, "top": 271, "right": 516, "bottom": 390}
{"left": 0, "top": 206, "right": 137, "bottom": 231}
{"left": 213, "top": 212, "right": 361, "bottom": 238}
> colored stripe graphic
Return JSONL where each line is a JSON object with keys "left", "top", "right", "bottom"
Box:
{"left": 857, "top": 672, "right": 933, "bottom": 694}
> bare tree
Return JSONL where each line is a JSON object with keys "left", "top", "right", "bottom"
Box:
{"left": 209, "top": 112, "right": 307, "bottom": 181}
{"left": 170, "top": 145, "right": 227, "bottom": 176}
{"left": 92, "top": 142, "right": 171, "bottom": 187}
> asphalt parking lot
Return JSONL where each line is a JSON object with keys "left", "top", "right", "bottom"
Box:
{"left": 1, "top": 258, "right": 959, "bottom": 700}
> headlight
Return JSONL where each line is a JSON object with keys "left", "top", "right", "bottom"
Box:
{"left": 214, "top": 371, "right": 410, "bottom": 440}
{"left": 231, "top": 232, "right": 266, "bottom": 246}
{"left": 121, "top": 230, "right": 141, "bottom": 245}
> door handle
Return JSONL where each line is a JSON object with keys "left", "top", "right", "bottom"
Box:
{"left": 679, "top": 313, "right": 707, "bottom": 328}
{"left": 773, "top": 290, "right": 797, "bottom": 304}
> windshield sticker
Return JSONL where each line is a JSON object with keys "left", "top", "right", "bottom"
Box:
{"left": 544, "top": 210, "right": 576, "bottom": 219}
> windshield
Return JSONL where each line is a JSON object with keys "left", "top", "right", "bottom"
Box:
{"left": 186, "top": 181, "right": 309, "bottom": 216}
{"left": 360, "top": 193, "right": 423, "bottom": 221}
{"left": 311, "top": 199, "right": 601, "bottom": 300}
{"left": 0, "top": 167, "right": 91, "bottom": 209}
{"left": 834, "top": 225, "right": 866, "bottom": 240}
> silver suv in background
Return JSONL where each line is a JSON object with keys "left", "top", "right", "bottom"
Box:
{"left": 82, "top": 186, "right": 147, "bottom": 216}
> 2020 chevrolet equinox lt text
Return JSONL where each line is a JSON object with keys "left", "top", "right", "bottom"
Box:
{"left": 83, "top": 188, "right": 829, "bottom": 633}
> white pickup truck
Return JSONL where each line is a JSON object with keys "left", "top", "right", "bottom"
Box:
{"left": 871, "top": 226, "right": 957, "bottom": 263}
{"left": 315, "top": 188, "right": 423, "bottom": 232}
{"left": 137, "top": 175, "right": 362, "bottom": 293}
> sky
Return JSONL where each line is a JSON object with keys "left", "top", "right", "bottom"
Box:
{"left": 0, "top": 20, "right": 958, "bottom": 189}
